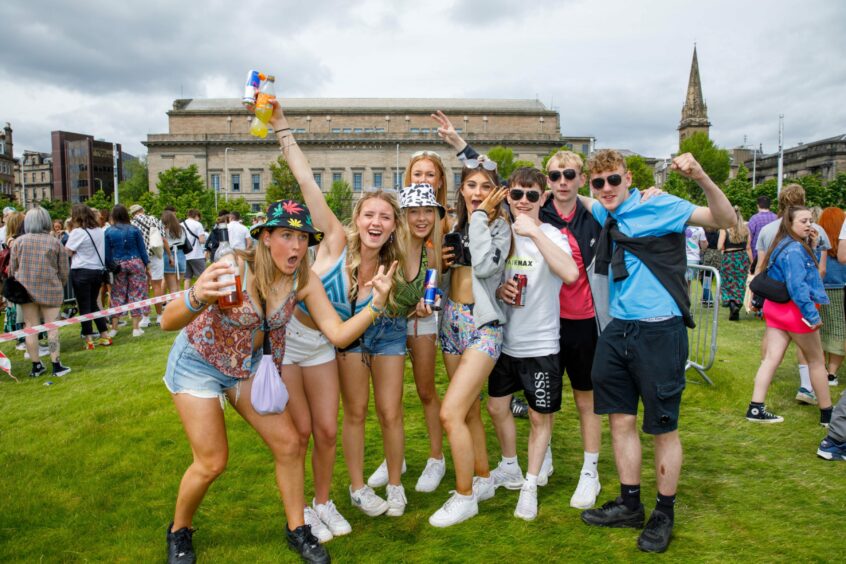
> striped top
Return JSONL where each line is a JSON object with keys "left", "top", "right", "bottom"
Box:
{"left": 298, "top": 247, "right": 371, "bottom": 320}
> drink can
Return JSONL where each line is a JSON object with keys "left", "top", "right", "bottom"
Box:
{"left": 43, "top": 381, "right": 54, "bottom": 387}
{"left": 242, "top": 70, "right": 261, "bottom": 107}
{"left": 423, "top": 269, "right": 438, "bottom": 307}
{"left": 513, "top": 274, "right": 527, "bottom": 307}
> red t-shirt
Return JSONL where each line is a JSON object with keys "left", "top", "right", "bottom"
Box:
{"left": 556, "top": 206, "right": 595, "bottom": 320}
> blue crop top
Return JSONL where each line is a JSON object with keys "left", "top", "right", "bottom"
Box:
{"left": 298, "top": 247, "right": 372, "bottom": 320}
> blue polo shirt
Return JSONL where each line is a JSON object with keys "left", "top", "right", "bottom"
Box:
{"left": 591, "top": 190, "right": 696, "bottom": 320}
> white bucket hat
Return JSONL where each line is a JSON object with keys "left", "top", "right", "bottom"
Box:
{"left": 400, "top": 183, "right": 445, "bottom": 218}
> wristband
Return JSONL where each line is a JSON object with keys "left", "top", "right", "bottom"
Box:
{"left": 184, "top": 290, "right": 203, "bottom": 313}
{"left": 274, "top": 127, "right": 291, "bottom": 135}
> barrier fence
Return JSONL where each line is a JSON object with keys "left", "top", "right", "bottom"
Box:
{"left": 686, "top": 264, "right": 721, "bottom": 385}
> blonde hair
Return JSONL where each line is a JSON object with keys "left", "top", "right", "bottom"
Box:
{"left": 727, "top": 206, "right": 749, "bottom": 244}
{"left": 404, "top": 154, "right": 448, "bottom": 207}
{"left": 401, "top": 206, "right": 444, "bottom": 276}
{"left": 547, "top": 150, "right": 584, "bottom": 172}
{"left": 235, "top": 228, "right": 311, "bottom": 303}
{"left": 346, "top": 191, "right": 407, "bottom": 310}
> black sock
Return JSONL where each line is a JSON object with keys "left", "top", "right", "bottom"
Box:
{"left": 620, "top": 483, "right": 641, "bottom": 510}
{"left": 820, "top": 407, "right": 833, "bottom": 426}
{"left": 656, "top": 493, "right": 676, "bottom": 520}
{"left": 749, "top": 401, "right": 764, "bottom": 407}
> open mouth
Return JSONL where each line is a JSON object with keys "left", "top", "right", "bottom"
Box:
{"left": 471, "top": 200, "right": 482, "bottom": 210}
{"left": 366, "top": 228, "right": 383, "bottom": 242}
{"left": 287, "top": 256, "right": 299, "bottom": 266}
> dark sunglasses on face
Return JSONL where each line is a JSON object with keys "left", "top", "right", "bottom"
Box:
{"left": 509, "top": 189, "right": 541, "bottom": 203}
{"left": 590, "top": 174, "right": 623, "bottom": 190}
{"left": 548, "top": 169, "right": 578, "bottom": 182}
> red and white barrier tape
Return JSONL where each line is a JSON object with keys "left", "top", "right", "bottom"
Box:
{"left": 0, "top": 290, "right": 185, "bottom": 343}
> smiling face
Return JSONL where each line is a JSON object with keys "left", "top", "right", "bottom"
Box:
{"left": 460, "top": 171, "right": 496, "bottom": 213}
{"left": 590, "top": 166, "right": 632, "bottom": 213}
{"left": 410, "top": 158, "right": 442, "bottom": 191}
{"left": 355, "top": 196, "right": 397, "bottom": 250}
{"left": 405, "top": 206, "right": 436, "bottom": 241}
{"left": 790, "top": 209, "right": 813, "bottom": 239}
{"left": 507, "top": 183, "right": 543, "bottom": 220}
{"left": 263, "top": 227, "right": 309, "bottom": 275}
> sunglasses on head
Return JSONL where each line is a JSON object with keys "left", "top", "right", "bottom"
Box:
{"left": 364, "top": 187, "right": 399, "bottom": 196}
{"left": 464, "top": 158, "right": 498, "bottom": 171}
{"left": 590, "top": 174, "right": 623, "bottom": 190}
{"left": 509, "top": 189, "right": 541, "bottom": 203}
{"left": 547, "top": 169, "right": 578, "bottom": 182}
{"left": 411, "top": 150, "right": 443, "bottom": 161}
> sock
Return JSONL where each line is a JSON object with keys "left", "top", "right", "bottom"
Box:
{"left": 798, "top": 365, "right": 811, "bottom": 391}
{"left": 582, "top": 451, "right": 599, "bottom": 477}
{"left": 621, "top": 483, "right": 641, "bottom": 510}
{"left": 525, "top": 473, "right": 538, "bottom": 488}
{"left": 749, "top": 401, "right": 764, "bottom": 408}
{"left": 656, "top": 492, "right": 676, "bottom": 520}
{"left": 820, "top": 407, "right": 833, "bottom": 426}
{"left": 502, "top": 455, "right": 518, "bottom": 466}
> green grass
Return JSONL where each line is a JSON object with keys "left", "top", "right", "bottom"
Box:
{"left": 0, "top": 306, "right": 843, "bottom": 563}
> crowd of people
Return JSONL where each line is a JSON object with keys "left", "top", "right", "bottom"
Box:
{"left": 5, "top": 102, "right": 845, "bottom": 563}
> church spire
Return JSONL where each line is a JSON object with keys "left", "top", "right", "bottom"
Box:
{"left": 678, "top": 45, "right": 711, "bottom": 146}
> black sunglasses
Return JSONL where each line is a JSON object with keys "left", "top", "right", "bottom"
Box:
{"left": 548, "top": 169, "right": 578, "bottom": 182}
{"left": 509, "top": 189, "right": 541, "bottom": 203}
{"left": 590, "top": 174, "right": 623, "bottom": 190}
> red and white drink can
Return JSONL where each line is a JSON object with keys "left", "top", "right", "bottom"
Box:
{"left": 512, "top": 274, "right": 527, "bottom": 307}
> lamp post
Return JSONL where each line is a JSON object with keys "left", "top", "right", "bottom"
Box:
{"left": 224, "top": 147, "right": 234, "bottom": 202}
{"left": 20, "top": 154, "right": 26, "bottom": 209}
{"left": 776, "top": 114, "right": 784, "bottom": 197}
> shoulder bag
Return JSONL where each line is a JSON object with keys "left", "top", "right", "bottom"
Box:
{"left": 83, "top": 229, "right": 113, "bottom": 286}
{"left": 749, "top": 243, "right": 791, "bottom": 303}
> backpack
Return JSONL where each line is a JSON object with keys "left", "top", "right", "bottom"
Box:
{"left": 179, "top": 222, "right": 196, "bottom": 254}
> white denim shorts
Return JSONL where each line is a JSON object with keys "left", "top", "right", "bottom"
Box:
{"left": 407, "top": 312, "right": 438, "bottom": 337}
{"left": 282, "top": 314, "right": 336, "bottom": 367}
{"left": 148, "top": 255, "right": 164, "bottom": 280}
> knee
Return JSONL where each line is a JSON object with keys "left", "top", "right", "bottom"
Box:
{"left": 415, "top": 381, "right": 438, "bottom": 405}
{"left": 196, "top": 453, "right": 228, "bottom": 481}
{"left": 312, "top": 421, "right": 338, "bottom": 449}
{"left": 486, "top": 397, "right": 510, "bottom": 421}
{"left": 376, "top": 405, "right": 403, "bottom": 430}
{"left": 272, "top": 435, "right": 302, "bottom": 464}
{"left": 343, "top": 404, "right": 367, "bottom": 427}
{"left": 439, "top": 404, "right": 460, "bottom": 433}
{"left": 295, "top": 426, "right": 312, "bottom": 454}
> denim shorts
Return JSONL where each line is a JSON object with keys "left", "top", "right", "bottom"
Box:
{"left": 283, "top": 314, "right": 336, "bottom": 367}
{"left": 341, "top": 314, "right": 408, "bottom": 356}
{"left": 163, "top": 331, "right": 259, "bottom": 402}
{"left": 407, "top": 312, "right": 438, "bottom": 337}
{"left": 163, "top": 249, "right": 187, "bottom": 275}
{"left": 439, "top": 299, "right": 503, "bottom": 360}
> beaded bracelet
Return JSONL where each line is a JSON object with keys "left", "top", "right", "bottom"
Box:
{"left": 184, "top": 290, "right": 202, "bottom": 313}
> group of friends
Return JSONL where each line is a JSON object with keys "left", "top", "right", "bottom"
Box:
{"left": 159, "top": 100, "right": 742, "bottom": 564}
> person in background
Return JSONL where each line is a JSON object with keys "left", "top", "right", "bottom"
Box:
{"left": 11, "top": 207, "right": 71, "bottom": 378}
{"left": 204, "top": 210, "right": 229, "bottom": 261}
{"left": 700, "top": 227, "right": 721, "bottom": 306}
{"left": 181, "top": 209, "right": 207, "bottom": 290}
{"left": 3, "top": 212, "right": 29, "bottom": 353}
{"left": 130, "top": 204, "right": 169, "bottom": 327}
{"left": 684, "top": 224, "right": 706, "bottom": 294}
{"left": 161, "top": 210, "right": 187, "bottom": 294}
{"left": 818, "top": 207, "right": 846, "bottom": 386}
{"left": 52, "top": 219, "right": 69, "bottom": 245}
{"left": 747, "top": 195, "right": 777, "bottom": 272}
{"left": 0, "top": 206, "right": 16, "bottom": 245}
{"left": 227, "top": 211, "right": 251, "bottom": 251}
{"left": 106, "top": 205, "right": 150, "bottom": 338}
{"left": 718, "top": 207, "right": 751, "bottom": 321}
{"left": 99, "top": 208, "right": 111, "bottom": 229}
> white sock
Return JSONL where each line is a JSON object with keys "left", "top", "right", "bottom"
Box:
{"left": 582, "top": 451, "right": 599, "bottom": 476}
{"left": 456, "top": 491, "right": 474, "bottom": 500}
{"left": 525, "top": 473, "right": 538, "bottom": 487}
{"left": 502, "top": 455, "right": 518, "bottom": 466}
{"left": 799, "top": 364, "right": 812, "bottom": 390}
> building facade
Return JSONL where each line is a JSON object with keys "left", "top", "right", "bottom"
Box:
{"left": 14, "top": 151, "right": 53, "bottom": 208}
{"left": 0, "top": 123, "right": 14, "bottom": 198}
{"left": 51, "top": 131, "right": 123, "bottom": 203}
{"left": 745, "top": 134, "right": 846, "bottom": 183}
{"left": 144, "top": 98, "right": 594, "bottom": 211}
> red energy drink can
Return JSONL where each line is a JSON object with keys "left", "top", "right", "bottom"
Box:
{"left": 242, "top": 70, "right": 262, "bottom": 108}
{"left": 423, "top": 268, "right": 439, "bottom": 309}
{"left": 512, "top": 274, "right": 527, "bottom": 307}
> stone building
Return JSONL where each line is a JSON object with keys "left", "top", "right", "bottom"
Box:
{"left": 14, "top": 151, "right": 53, "bottom": 208}
{"left": 51, "top": 131, "right": 123, "bottom": 204}
{"left": 0, "top": 123, "right": 14, "bottom": 198}
{"left": 745, "top": 134, "right": 846, "bottom": 183}
{"left": 678, "top": 47, "right": 711, "bottom": 147}
{"left": 144, "top": 98, "right": 594, "bottom": 211}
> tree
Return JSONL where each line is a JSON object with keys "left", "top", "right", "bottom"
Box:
{"left": 156, "top": 165, "right": 215, "bottom": 221}
{"left": 512, "top": 160, "right": 536, "bottom": 173}
{"left": 326, "top": 180, "right": 353, "bottom": 224}
{"left": 820, "top": 173, "right": 846, "bottom": 209}
{"left": 487, "top": 146, "right": 515, "bottom": 182}
{"left": 723, "top": 164, "right": 756, "bottom": 219}
{"left": 794, "top": 174, "right": 825, "bottom": 209}
{"left": 677, "top": 132, "right": 731, "bottom": 204}
{"left": 85, "top": 189, "right": 112, "bottom": 211}
{"left": 625, "top": 155, "right": 655, "bottom": 190}
{"left": 118, "top": 158, "right": 149, "bottom": 205}
{"left": 266, "top": 156, "right": 301, "bottom": 204}
{"left": 37, "top": 198, "right": 71, "bottom": 221}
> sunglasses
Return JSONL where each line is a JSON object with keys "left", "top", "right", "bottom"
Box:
{"left": 411, "top": 150, "right": 444, "bottom": 161}
{"left": 509, "top": 189, "right": 541, "bottom": 203}
{"left": 547, "top": 169, "right": 578, "bottom": 182}
{"left": 364, "top": 187, "right": 399, "bottom": 195}
{"left": 464, "top": 158, "right": 498, "bottom": 171}
{"left": 590, "top": 174, "right": 623, "bottom": 190}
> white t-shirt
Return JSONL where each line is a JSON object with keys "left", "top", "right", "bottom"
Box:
{"left": 502, "top": 222, "right": 571, "bottom": 358}
{"left": 0, "top": 225, "right": 6, "bottom": 246}
{"left": 756, "top": 219, "right": 830, "bottom": 254}
{"left": 182, "top": 218, "right": 206, "bottom": 260}
{"left": 227, "top": 221, "right": 250, "bottom": 251}
{"left": 684, "top": 225, "right": 706, "bottom": 262}
{"left": 66, "top": 227, "right": 106, "bottom": 270}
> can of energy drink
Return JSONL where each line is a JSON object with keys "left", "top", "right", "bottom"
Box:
{"left": 423, "top": 269, "right": 439, "bottom": 310}
{"left": 512, "top": 274, "right": 527, "bottom": 307}
{"left": 242, "top": 70, "right": 262, "bottom": 108}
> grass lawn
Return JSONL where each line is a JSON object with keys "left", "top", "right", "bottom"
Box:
{"left": 0, "top": 305, "right": 843, "bottom": 563}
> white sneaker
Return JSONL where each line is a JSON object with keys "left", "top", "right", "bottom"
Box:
{"left": 23, "top": 345, "right": 50, "bottom": 360}
{"left": 349, "top": 485, "right": 389, "bottom": 517}
{"left": 314, "top": 499, "right": 351, "bottom": 537}
{"left": 15, "top": 342, "right": 26, "bottom": 351}
{"left": 138, "top": 316, "right": 150, "bottom": 328}
{"left": 538, "top": 445, "right": 554, "bottom": 487}
{"left": 415, "top": 457, "right": 446, "bottom": 493}
{"left": 490, "top": 460, "right": 524, "bottom": 490}
{"left": 569, "top": 472, "right": 601, "bottom": 509}
{"left": 429, "top": 491, "right": 478, "bottom": 527}
{"left": 385, "top": 484, "right": 407, "bottom": 517}
{"left": 107, "top": 329, "right": 118, "bottom": 338}
{"left": 472, "top": 475, "right": 495, "bottom": 502}
{"left": 514, "top": 482, "right": 538, "bottom": 521}
{"left": 303, "top": 505, "right": 333, "bottom": 543}
{"left": 132, "top": 328, "right": 145, "bottom": 337}
{"left": 367, "top": 458, "right": 407, "bottom": 488}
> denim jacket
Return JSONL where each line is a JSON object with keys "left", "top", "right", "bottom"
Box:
{"left": 105, "top": 224, "right": 149, "bottom": 266}
{"left": 767, "top": 239, "right": 828, "bottom": 324}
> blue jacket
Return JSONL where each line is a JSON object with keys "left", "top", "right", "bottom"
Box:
{"left": 105, "top": 224, "right": 149, "bottom": 266}
{"left": 767, "top": 239, "right": 828, "bottom": 324}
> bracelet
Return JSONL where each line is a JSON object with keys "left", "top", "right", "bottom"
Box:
{"left": 184, "top": 290, "right": 202, "bottom": 313}
{"left": 274, "top": 127, "right": 291, "bottom": 135}
{"left": 368, "top": 302, "right": 384, "bottom": 321}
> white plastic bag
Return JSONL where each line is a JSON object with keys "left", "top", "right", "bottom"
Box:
{"left": 251, "top": 353, "right": 288, "bottom": 415}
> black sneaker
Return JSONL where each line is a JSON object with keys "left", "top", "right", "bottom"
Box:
{"left": 745, "top": 403, "right": 783, "bottom": 423}
{"left": 286, "top": 523, "right": 330, "bottom": 564}
{"left": 637, "top": 509, "right": 674, "bottom": 553}
{"left": 53, "top": 363, "right": 71, "bottom": 377}
{"left": 510, "top": 396, "right": 529, "bottom": 419}
{"left": 29, "top": 363, "right": 46, "bottom": 378}
{"left": 166, "top": 522, "right": 196, "bottom": 564}
{"left": 581, "top": 497, "right": 645, "bottom": 528}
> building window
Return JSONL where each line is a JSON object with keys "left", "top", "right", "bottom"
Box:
{"left": 581, "top": 144, "right": 589, "bottom": 154}
{"left": 41, "top": 171, "right": 45, "bottom": 182}
{"left": 343, "top": 128, "right": 352, "bottom": 134}
{"left": 251, "top": 203, "right": 261, "bottom": 212}
{"left": 393, "top": 171, "right": 403, "bottom": 189}
{"left": 353, "top": 172, "right": 362, "bottom": 191}
{"left": 314, "top": 172, "right": 322, "bottom": 188}
{"left": 373, "top": 172, "right": 382, "bottom": 188}
{"left": 354, "top": 128, "right": 363, "bottom": 134}
{"left": 252, "top": 173, "right": 261, "bottom": 192}
{"left": 455, "top": 128, "right": 463, "bottom": 134}
{"left": 376, "top": 128, "right": 385, "bottom": 133}
{"left": 410, "top": 128, "right": 420, "bottom": 133}
{"left": 333, "top": 172, "right": 342, "bottom": 183}
{"left": 211, "top": 173, "right": 220, "bottom": 192}
{"left": 421, "top": 128, "right": 430, "bottom": 134}
{"left": 331, "top": 128, "right": 341, "bottom": 133}
{"left": 454, "top": 172, "right": 462, "bottom": 187}
{"left": 231, "top": 173, "right": 240, "bottom": 192}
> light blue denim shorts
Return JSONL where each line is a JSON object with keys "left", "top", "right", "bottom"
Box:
{"left": 340, "top": 314, "right": 408, "bottom": 356}
{"left": 163, "top": 330, "right": 259, "bottom": 401}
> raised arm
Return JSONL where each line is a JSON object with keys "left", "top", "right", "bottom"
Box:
{"left": 268, "top": 101, "right": 347, "bottom": 257}
{"left": 431, "top": 111, "right": 469, "bottom": 154}
{"left": 675, "top": 153, "right": 736, "bottom": 229}
{"left": 512, "top": 215, "right": 578, "bottom": 284}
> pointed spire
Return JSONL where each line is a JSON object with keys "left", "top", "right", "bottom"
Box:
{"left": 678, "top": 45, "right": 711, "bottom": 145}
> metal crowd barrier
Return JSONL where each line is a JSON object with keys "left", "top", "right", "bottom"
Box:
{"left": 686, "top": 264, "right": 721, "bottom": 385}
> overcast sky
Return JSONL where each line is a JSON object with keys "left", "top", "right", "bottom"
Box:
{"left": 3, "top": 0, "right": 844, "bottom": 160}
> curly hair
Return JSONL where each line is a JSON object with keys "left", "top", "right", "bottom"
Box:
{"left": 587, "top": 149, "right": 627, "bottom": 176}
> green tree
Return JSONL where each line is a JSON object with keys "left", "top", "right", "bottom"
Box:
{"left": 723, "top": 164, "right": 755, "bottom": 219}
{"left": 625, "top": 155, "right": 655, "bottom": 190}
{"left": 511, "top": 160, "right": 537, "bottom": 175}
{"left": 753, "top": 179, "right": 778, "bottom": 213}
{"left": 662, "top": 172, "right": 691, "bottom": 201}
{"left": 156, "top": 165, "right": 215, "bottom": 221}
{"left": 794, "top": 174, "right": 825, "bottom": 209}
{"left": 85, "top": 189, "right": 112, "bottom": 211}
{"left": 487, "top": 146, "right": 515, "bottom": 182}
{"left": 677, "top": 132, "right": 731, "bottom": 204}
{"left": 266, "top": 156, "right": 301, "bottom": 204}
{"left": 225, "top": 197, "right": 253, "bottom": 219}
{"left": 37, "top": 198, "right": 71, "bottom": 221}
{"left": 118, "top": 158, "right": 149, "bottom": 205}
{"left": 820, "top": 173, "right": 846, "bottom": 209}
{"left": 326, "top": 180, "right": 353, "bottom": 224}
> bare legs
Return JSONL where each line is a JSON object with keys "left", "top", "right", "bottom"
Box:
{"left": 21, "top": 304, "right": 60, "bottom": 364}
{"left": 407, "top": 333, "right": 444, "bottom": 460}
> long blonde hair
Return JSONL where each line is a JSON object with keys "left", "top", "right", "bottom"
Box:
{"left": 346, "top": 191, "right": 407, "bottom": 310}
{"left": 235, "top": 228, "right": 311, "bottom": 303}
{"left": 401, "top": 206, "right": 444, "bottom": 276}
{"left": 727, "top": 206, "right": 749, "bottom": 244}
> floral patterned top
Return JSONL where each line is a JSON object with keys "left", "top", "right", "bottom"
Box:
{"left": 185, "top": 273, "right": 298, "bottom": 379}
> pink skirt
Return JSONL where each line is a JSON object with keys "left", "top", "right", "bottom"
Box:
{"left": 763, "top": 299, "right": 815, "bottom": 334}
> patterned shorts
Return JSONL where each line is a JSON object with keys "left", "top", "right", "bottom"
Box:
{"left": 439, "top": 299, "right": 503, "bottom": 360}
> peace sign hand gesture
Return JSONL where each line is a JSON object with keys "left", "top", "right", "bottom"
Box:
{"left": 477, "top": 187, "right": 509, "bottom": 223}
{"left": 431, "top": 110, "right": 467, "bottom": 152}
{"left": 365, "top": 261, "right": 399, "bottom": 310}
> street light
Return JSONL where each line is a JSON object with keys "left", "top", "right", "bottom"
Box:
{"left": 20, "top": 154, "right": 26, "bottom": 209}
{"left": 224, "top": 147, "right": 235, "bottom": 202}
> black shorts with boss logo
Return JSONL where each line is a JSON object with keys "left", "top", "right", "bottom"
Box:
{"left": 489, "top": 352, "right": 562, "bottom": 414}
